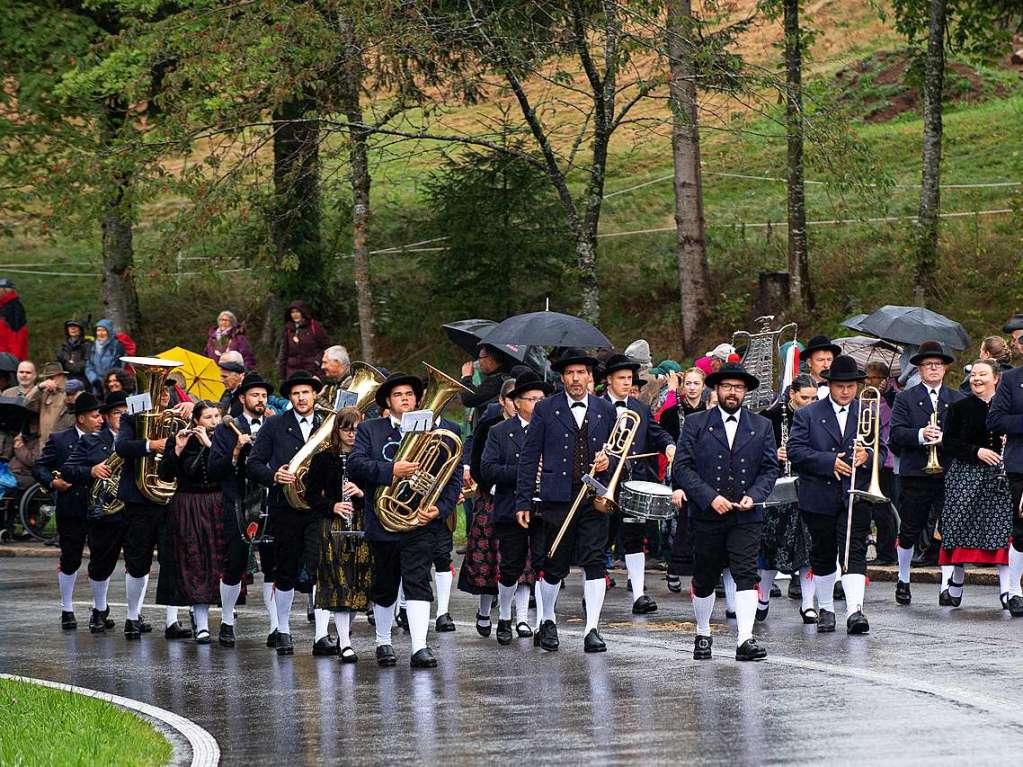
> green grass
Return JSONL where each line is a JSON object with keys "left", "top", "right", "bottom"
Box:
{"left": 0, "top": 678, "right": 172, "bottom": 767}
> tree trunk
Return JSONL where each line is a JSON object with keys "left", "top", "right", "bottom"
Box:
{"left": 667, "top": 0, "right": 711, "bottom": 354}
{"left": 100, "top": 103, "right": 141, "bottom": 334}
{"left": 915, "top": 0, "right": 946, "bottom": 306}
{"left": 271, "top": 96, "right": 323, "bottom": 308}
{"left": 783, "top": 0, "right": 814, "bottom": 311}
{"left": 337, "top": 26, "right": 377, "bottom": 364}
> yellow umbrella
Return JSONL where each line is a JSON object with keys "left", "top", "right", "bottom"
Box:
{"left": 156, "top": 347, "right": 224, "bottom": 401}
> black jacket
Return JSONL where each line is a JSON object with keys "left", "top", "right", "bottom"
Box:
{"left": 943, "top": 394, "right": 1004, "bottom": 466}
{"left": 304, "top": 451, "right": 364, "bottom": 520}
{"left": 34, "top": 426, "right": 83, "bottom": 516}
{"left": 246, "top": 409, "right": 322, "bottom": 508}
{"left": 159, "top": 437, "right": 217, "bottom": 492}
{"left": 57, "top": 337, "right": 91, "bottom": 386}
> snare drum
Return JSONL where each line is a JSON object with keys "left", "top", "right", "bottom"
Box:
{"left": 620, "top": 481, "right": 675, "bottom": 521}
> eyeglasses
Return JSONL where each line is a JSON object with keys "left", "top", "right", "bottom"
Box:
{"left": 339, "top": 426, "right": 357, "bottom": 433}
{"left": 516, "top": 395, "right": 544, "bottom": 402}
{"left": 918, "top": 361, "right": 946, "bottom": 369}
{"left": 717, "top": 384, "right": 747, "bottom": 393}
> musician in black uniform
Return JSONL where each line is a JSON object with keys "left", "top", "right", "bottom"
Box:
{"left": 207, "top": 372, "right": 273, "bottom": 647}
{"left": 758, "top": 374, "right": 818, "bottom": 623}
{"left": 34, "top": 392, "right": 103, "bottom": 630}
{"left": 600, "top": 354, "right": 674, "bottom": 615}
{"left": 672, "top": 362, "right": 779, "bottom": 661}
{"left": 515, "top": 348, "right": 617, "bottom": 654}
{"left": 246, "top": 370, "right": 324, "bottom": 656}
{"left": 665, "top": 367, "right": 708, "bottom": 591}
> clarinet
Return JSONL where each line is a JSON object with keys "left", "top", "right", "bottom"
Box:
{"left": 531, "top": 457, "right": 543, "bottom": 512}
{"left": 781, "top": 408, "right": 792, "bottom": 477}
{"left": 332, "top": 453, "right": 364, "bottom": 543}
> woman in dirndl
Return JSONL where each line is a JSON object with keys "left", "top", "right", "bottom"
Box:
{"left": 157, "top": 401, "right": 225, "bottom": 644}
{"left": 457, "top": 378, "right": 518, "bottom": 637}
{"left": 939, "top": 358, "right": 1013, "bottom": 611}
{"left": 305, "top": 407, "right": 373, "bottom": 662}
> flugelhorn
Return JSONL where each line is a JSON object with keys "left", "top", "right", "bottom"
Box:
{"left": 923, "top": 411, "right": 943, "bottom": 475}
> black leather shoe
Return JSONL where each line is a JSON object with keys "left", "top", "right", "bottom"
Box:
{"left": 515, "top": 622, "right": 533, "bottom": 638}
{"left": 124, "top": 619, "right": 141, "bottom": 641}
{"left": 275, "top": 632, "right": 294, "bottom": 656}
{"left": 817, "top": 609, "right": 836, "bottom": 633}
{"left": 340, "top": 646, "right": 358, "bottom": 664}
{"left": 1009, "top": 595, "right": 1023, "bottom": 617}
{"left": 366, "top": 608, "right": 375, "bottom": 626}
{"left": 410, "top": 647, "right": 438, "bottom": 668}
{"left": 666, "top": 575, "right": 682, "bottom": 593}
{"left": 219, "top": 624, "right": 235, "bottom": 647}
{"left": 312, "top": 635, "right": 339, "bottom": 656}
{"left": 833, "top": 581, "right": 845, "bottom": 601}
{"left": 895, "top": 580, "right": 912, "bottom": 605}
{"left": 800, "top": 608, "right": 818, "bottom": 624}
{"left": 266, "top": 629, "right": 279, "bottom": 648}
{"left": 538, "top": 619, "right": 559, "bottom": 652}
{"left": 693, "top": 635, "right": 713, "bottom": 660}
{"left": 496, "top": 619, "right": 513, "bottom": 645}
{"left": 137, "top": 614, "right": 153, "bottom": 633}
{"left": 945, "top": 580, "right": 964, "bottom": 607}
{"left": 736, "top": 638, "right": 767, "bottom": 661}
{"left": 395, "top": 607, "right": 409, "bottom": 633}
{"left": 1001, "top": 592, "right": 1010, "bottom": 610}
{"left": 164, "top": 621, "right": 192, "bottom": 640}
{"left": 61, "top": 611, "right": 77, "bottom": 630}
{"left": 583, "top": 629, "right": 607, "bottom": 653}
{"left": 376, "top": 644, "right": 397, "bottom": 667}
{"left": 88, "top": 609, "right": 106, "bottom": 633}
{"left": 100, "top": 607, "right": 115, "bottom": 629}
{"left": 632, "top": 595, "right": 658, "bottom": 615}
{"left": 755, "top": 602, "right": 770, "bottom": 622}
{"left": 194, "top": 629, "right": 212, "bottom": 645}
{"left": 435, "top": 613, "right": 456, "bottom": 632}
{"left": 725, "top": 610, "right": 736, "bottom": 620}
{"left": 770, "top": 585, "right": 782, "bottom": 598}
{"left": 475, "top": 612, "right": 492, "bottom": 638}
{"left": 788, "top": 580, "right": 802, "bottom": 599}
{"left": 938, "top": 589, "right": 953, "bottom": 606}
{"left": 846, "top": 611, "right": 870, "bottom": 635}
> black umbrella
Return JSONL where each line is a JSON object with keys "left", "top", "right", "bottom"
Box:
{"left": 443, "top": 318, "right": 549, "bottom": 372}
{"left": 840, "top": 314, "right": 869, "bottom": 333}
{"left": 858, "top": 305, "right": 971, "bottom": 351}
{"left": 0, "top": 397, "right": 28, "bottom": 432}
{"left": 483, "top": 311, "right": 613, "bottom": 349}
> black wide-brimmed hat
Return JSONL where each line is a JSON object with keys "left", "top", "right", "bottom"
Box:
{"left": 550, "top": 347, "right": 599, "bottom": 373}
{"left": 71, "top": 392, "right": 101, "bottom": 415}
{"left": 803, "top": 335, "right": 842, "bottom": 358}
{"left": 237, "top": 372, "right": 274, "bottom": 396}
{"left": 602, "top": 353, "right": 641, "bottom": 377}
{"left": 374, "top": 372, "right": 425, "bottom": 409}
{"left": 909, "top": 340, "right": 954, "bottom": 366}
{"left": 1003, "top": 314, "right": 1023, "bottom": 333}
{"left": 100, "top": 391, "right": 129, "bottom": 413}
{"left": 632, "top": 375, "right": 648, "bottom": 390}
{"left": 820, "top": 354, "right": 866, "bottom": 382}
{"left": 280, "top": 370, "right": 323, "bottom": 397}
{"left": 705, "top": 362, "right": 760, "bottom": 390}
{"left": 506, "top": 370, "right": 554, "bottom": 400}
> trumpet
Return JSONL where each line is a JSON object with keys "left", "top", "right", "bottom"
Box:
{"left": 923, "top": 411, "right": 943, "bottom": 475}
{"left": 843, "top": 386, "right": 889, "bottom": 572}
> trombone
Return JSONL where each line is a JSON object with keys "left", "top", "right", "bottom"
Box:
{"left": 843, "top": 386, "right": 889, "bottom": 572}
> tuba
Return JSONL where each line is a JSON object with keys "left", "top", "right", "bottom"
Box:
{"left": 88, "top": 453, "right": 124, "bottom": 519}
{"left": 122, "top": 356, "right": 186, "bottom": 505}
{"left": 284, "top": 362, "right": 385, "bottom": 510}
{"left": 376, "top": 364, "right": 471, "bottom": 533}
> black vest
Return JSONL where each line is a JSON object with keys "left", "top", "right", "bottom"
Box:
{"left": 572, "top": 413, "right": 589, "bottom": 490}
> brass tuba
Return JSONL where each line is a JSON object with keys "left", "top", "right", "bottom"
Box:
{"left": 122, "top": 356, "right": 186, "bottom": 505}
{"left": 284, "top": 362, "right": 385, "bottom": 510}
{"left": 375, "top": 363, "right": 471, "bottom": 533}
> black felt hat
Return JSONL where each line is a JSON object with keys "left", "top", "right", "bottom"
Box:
{"left": 803, "top": 335, "right": 842, "bottom": 358}
{"left": 280, "top": 370, "right": 324, "bottom": 397}
{"left": 506, "top": 370, "right": 554, "bottom": 400}
{"left": 820, "top": 354, "right": 866, "bottom": 382}
{"left": 71, "top": 392, "right": 101, "bottom": 415}
{"left": 100, "top": 391, "right": 129, "bottom": 413}
{"left": 909, "top": 340, "right": 954, "bottom": 366}
{"left": 705, "top": 362, "right": 760, "bottom": 390}
{"left": 602, "top": 353, "right": 641, "bottom": 377}
{"left": 550, "top": 347, "right": 599, "bottom": 373}
{"left": 374, "top": 372, "right": 425, "bottom": 409}
{"left": 237, "top": 372, "right": 274, "bottom": 396}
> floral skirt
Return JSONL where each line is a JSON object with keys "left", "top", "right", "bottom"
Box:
{"left": 758, "top": 501, "right": 810, "bottom": 573}
{"left": 458, "top": 494, "right": 500, "bottom": 595}
{"left": 315, "top": 514, "right": 373, "bottom": 612}
{"left": 940, "top": 460, "right": 1012, "bottom": 562}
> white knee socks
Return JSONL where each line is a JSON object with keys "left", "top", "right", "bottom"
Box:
{"left": 497, "top": 583, "right": 516, "bottom": 621}
{"left": 314, "top": 608, "right": 331, "bottom": 641}
{"left": 723, "top": 568, "right": 737, "bottom": 614}
{"left": 897, "top": 546, "right": 914, "bottom": 582}
{"left": 478, "top": 594, "right": 494, "bottom": 617}
{"left": 125, "top": 574, "right": 146, "bottom": 621}
{"left": 58, "top": 571, "right": 77, "bottom": 611}
{"left": 275, "top": 589, "right": 294, "bottom": 634}
{"left": 843, "top": 573, "right": 866, "bottom": 615}
{"left": 539, "top": 578, "right": 559, "bottom": 622}
{"left": 165, "top": 606, "right": 179, "bottom": 628}
{"left": 193, "top": 604, "right": 210, "bottom": 633}
{"left": 90, "top": 578, "right": 110, "bottom": 612}
{"left": 998, "top": 564, "right": 1012, "bottom": 597}
{"left": 940, "top": 564, "right": 954, "bottom": 594}
{"left": 693, "top": 593, "right": 715, "bottom": 636}
{"left": 625, "top": 552, "right": 646, "bottom": 599}
{"left": 949, "top": 565, "right": 965, "bottom": 600}
{"left": 814, "top": 570, "right": 837, "bottom": 613}
{"left": 263, "top": 582, "right": 278, "bottom": 632}
{"left": 373, "top": 603, "right": 395, "bottom": 646}
{"left": 219, "top": 582, "right": 241, "bottom": 626}
{"left": 583, "top": 578, "right": 606, "bottom": 633}
{"left": 533, "top": 581, "right": 546, "bottom": 629}
{"left": 799, "top": 567, "right": 815, "bottom": 612}
{"left": 434, "top": 570, "right": 453, "bottom": 617}
{"left": 406, "top": 600, "right": 431, "bottom": 654}
{"left": 1009, "top": 547, "right": 1023, "bottom": 597}
{"left": 734, "top": 590, "right": 757, "bottom": 645}
{"left": 515, "top": 584, "right": 530, "bottom": 623}
{"left": 759, "top": 569, "right": 777, "bottom": 608}
{"left": 334, "top": 611, "right": 353, "bottom": 649}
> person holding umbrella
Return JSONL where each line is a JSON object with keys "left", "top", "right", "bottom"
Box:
{"left": 890, "top": 341, "right": 964, "bottom": 605}
{"left": 514, "top": 348, "right": 618, "bottom": 654}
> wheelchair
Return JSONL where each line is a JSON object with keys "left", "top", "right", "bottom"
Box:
{"left": 0, "top": 482, "right": 55, "bottom": 544}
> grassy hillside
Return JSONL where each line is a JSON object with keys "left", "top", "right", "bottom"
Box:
{"left": 1, "top": 0, "right": 1021, "bottom": 374}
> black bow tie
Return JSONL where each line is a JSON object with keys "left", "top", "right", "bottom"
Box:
{"left": 571, "top": 402, "right": 586, "bottom": 409}
{"left": 300, "top": 417, "right": 309, "bottom": 425}
{"left": 839, "top": 408, "right": 846, "bottom": 414}
{"left": 614, "top": 400, "right": 626, "bottom": 408}
{"left": 726, "top": 415, "right": 737, "bottom": 423}
{"left": 251, "top": 418, "right": 261, "bottom": 426}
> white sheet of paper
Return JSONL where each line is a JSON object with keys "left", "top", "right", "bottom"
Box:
{"left": 335, "top": 390, "right": 358, "bottom": 410}
{"left": 126, "top": 393, "right": 151, "bottom": 415}
{"left": 400, "top": 410, "right": 433, "bottom": 435}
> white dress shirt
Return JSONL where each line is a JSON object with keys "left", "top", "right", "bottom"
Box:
{"left": 244, "top": 413, "right": 263, "bottom": 436}
{"left": 296, "top": 412, "right": 313, "bottom": 442}
{"left": 830, "top": 398, "right": 849, "bottom": 435}
{"left": 568, "top": 393, "right": 589, "bottom": 429}
{"left": 718, "top": 407, "right": 740, "bottom": 449}
{"left": 918, "top": 386, "right": 941, "bottom": 445}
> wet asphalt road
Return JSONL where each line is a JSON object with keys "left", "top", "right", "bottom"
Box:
{"left": 2, "top": 557, "right": 1023, "bottom": 765}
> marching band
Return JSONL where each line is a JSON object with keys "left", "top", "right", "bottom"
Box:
{"left": 43, "top": 320, "right": 1023, "bottom": 668}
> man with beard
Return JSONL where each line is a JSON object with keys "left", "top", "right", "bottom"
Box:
{"left": 208, "top": 372, "right": 274, "bottom": 647}
{"left": 672, "top": 362, "right": 779, "bottom": 661}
